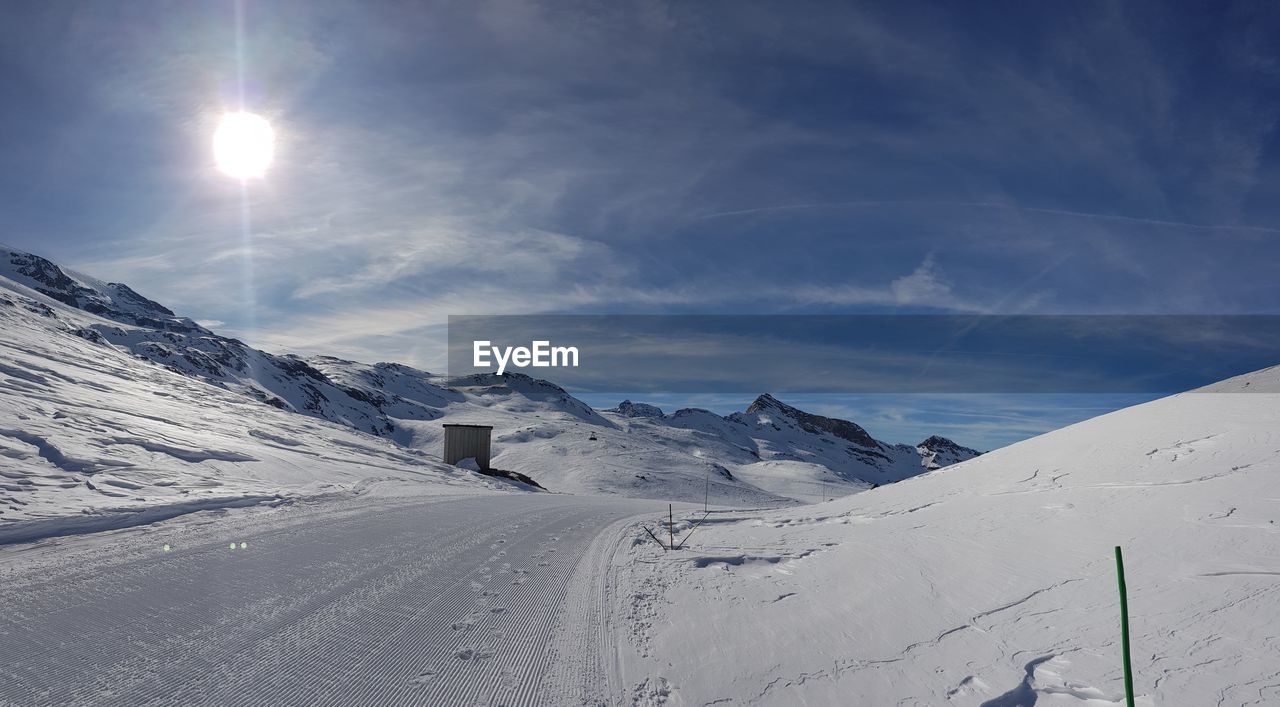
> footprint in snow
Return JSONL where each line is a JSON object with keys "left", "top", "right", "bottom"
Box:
{"left": 455, "top": 645, "right": 494, "bottom": 661}
{"left": 452, "top": 615, "right": 479, "bottom": 631}
{"left": 407, "top": 669, "right": 439, "bottom": 687}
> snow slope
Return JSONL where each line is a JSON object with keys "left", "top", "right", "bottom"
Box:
{"left": 0, "top": 269, "right": 506, "bottom": 543}
{"left": 612, "top": 366, "right": 1280, "bottom": 705}
{"left": 1, "top": 246, "right": 413, "bottom": 437}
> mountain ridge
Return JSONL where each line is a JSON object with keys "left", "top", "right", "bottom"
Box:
{"left": 1, "top": 245, "right": 980, "bottom": 504}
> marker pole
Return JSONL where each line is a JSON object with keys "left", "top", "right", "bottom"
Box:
{"left": 1115, "top": 546, "right": 1135, "bottom": 707}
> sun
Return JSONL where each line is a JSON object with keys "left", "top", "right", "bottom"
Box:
{"left": 212, "top": 111, "right": 275, "bottom": 179}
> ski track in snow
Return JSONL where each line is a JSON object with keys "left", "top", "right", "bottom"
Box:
{"left": 0, "top": 494, "right": 652, "bottom": 707}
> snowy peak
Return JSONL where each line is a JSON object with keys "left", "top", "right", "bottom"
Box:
{"left": 917, "top": 434, "right": 976, "bottom": 452}
{"left": 724, "top": 394, "right": 984, "bottom": 485}
{"left": 448, "top": 372, "right": 614, "bottom": 427}
{"left": 916, "top": 435, "right": 981, "bottom": 470}
{"left": 743, "top": 393, "right": 880, "bottom": 450}
{"left": 306, "top": 355, "right": 460, "bottom": 421}
{"left": 611, "top": 400, "right": 665, "bottom": 418}
{"left": 0, "top": 247, "right": 400, "bottom": 435}
{"left": 1, "top": 247, "right": 203, "bottom": 333}
{"left": 744, "top": 392, "right": 788, "bottom": 414}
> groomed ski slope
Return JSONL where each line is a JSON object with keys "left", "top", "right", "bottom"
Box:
{"left": 0, "top": 493, "right": 656, "bottom": 706}
{"left": 610, "top": 368, "right": 1280, "bottom": 706}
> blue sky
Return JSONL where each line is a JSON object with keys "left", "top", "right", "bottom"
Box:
{"left": 3, "top": 1, "right": 1280, "bottom": 448}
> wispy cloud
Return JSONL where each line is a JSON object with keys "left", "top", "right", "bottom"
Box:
{"left": 779, "top": 255, "right": 983, "bottom": 311}
{"left": 7, "top": 0, "right": 1280, "bottom": 370}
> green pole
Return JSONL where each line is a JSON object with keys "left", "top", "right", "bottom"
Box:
{"left": 1115, "top": 546, "right": 1135, "bottom": 707}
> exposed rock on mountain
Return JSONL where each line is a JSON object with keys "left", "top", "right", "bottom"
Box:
{"left": 611, "top": 400, "right": 665, "bottom": 418}
{"left": 741, "top": 393, "right": 880, "bottom": 449}
{"left": 916, "top": 434, "right": 982, "bottom": 470}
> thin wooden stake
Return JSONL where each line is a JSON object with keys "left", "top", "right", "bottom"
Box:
{"left": 704, "top": 469, "right": 709, "bottom": 513}
{"left": 642, "top": 525, "right": 667, "bottom": 551}
{"left": 1115, "top": 546, "right": 1135, "bottom": 707}
{"left": 674, "top": 512, "right": 710, "bottom": 550}
{"left": 669, "top": 504, "right": 675, "bottom": 551}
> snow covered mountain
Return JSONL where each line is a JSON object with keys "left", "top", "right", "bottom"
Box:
{"left": 1, "top": 248, "right": 200, "bottom": 332}
{"left": 917, "top": 434, "right": 983, "bottom": 470}
{"left": 609, "top": 399, "right": 665, "bottom": 418}
{"left": 0, "top": 263, "right": 511, "bottom": 544}
{"left": 729, "top": 393, "right": 978, "bottom": 482}
{"left": 434, "top": 389, "right": 979, "bottom": 503}
{"left": 0, "top": 246, "right": 979, "bottom": 513}
{"left": 1, "top": 247, "right": 405, "bottom": 437}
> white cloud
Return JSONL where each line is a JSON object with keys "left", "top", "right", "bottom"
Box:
{"left": 778, "top": 256, "right": 984, "bottom": 312}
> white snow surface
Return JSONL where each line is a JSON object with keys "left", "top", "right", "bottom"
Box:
{"left": 0, "top": 493, "right": 658, "bottom": 706}
{"left": 611, "top": 368, "right": 1280, "bottom": 705}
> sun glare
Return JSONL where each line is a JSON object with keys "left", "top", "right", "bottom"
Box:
{"left": 213, "top": 111, "right": 275, "bottom": 179}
